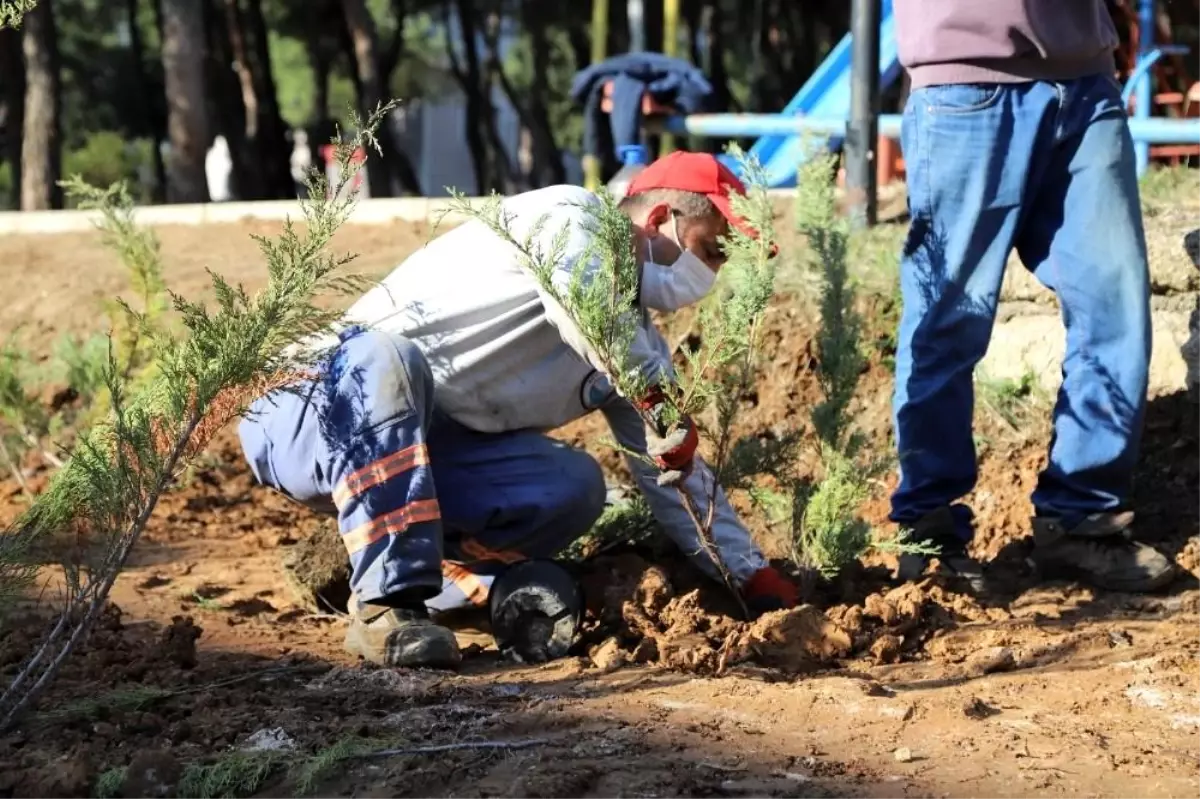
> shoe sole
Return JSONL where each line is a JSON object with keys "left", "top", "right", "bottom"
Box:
{"left": 1031, "top": 558, "right": 1181, "bottom": 594}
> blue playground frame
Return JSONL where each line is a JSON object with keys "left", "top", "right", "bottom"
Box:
{"left": 668, "top": 0, "right": 1198, "bottom": 186}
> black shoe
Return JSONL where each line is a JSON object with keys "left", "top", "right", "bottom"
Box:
{"left": 895, "top": 507, "right": 988, "bottom": 593}
{"left": 1030, "top": 512, "right": 1178, "bottom": 593}
{"left": 344, "top": 601, "right": 463, "bottom": 669}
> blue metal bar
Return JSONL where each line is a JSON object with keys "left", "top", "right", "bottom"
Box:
{"left": 1135, "top": 0, "right": 1156, "bottom": 175}
{"left": 1122, "top": 46, "right": 1191, "bottom": 106}
{"left": 658, "top": 113, "right": 1200, "bottom": 144}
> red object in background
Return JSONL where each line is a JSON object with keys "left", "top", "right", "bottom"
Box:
{"left": 319, "top": 145, "right": 369, "bottom": 199}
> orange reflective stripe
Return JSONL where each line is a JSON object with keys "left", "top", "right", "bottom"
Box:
{"left": 459, "top": 538, "right": 526, "bottom": 565}
{"left": 341, "top": 498, "right": 441, "bottom": 556}
{"left": 442, "top": 561, "right": 489, "bottom": 606}
{"left": 332, "top": 443, "right": 431, "bottom": 509}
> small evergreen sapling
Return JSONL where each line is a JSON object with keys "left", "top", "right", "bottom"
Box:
{"left": 779, "top": 147, "right": 935, "bottom": 579}
{"left": 0, "top": 102, "right": 395, "bottom": 731}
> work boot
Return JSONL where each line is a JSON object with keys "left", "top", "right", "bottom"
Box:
{"left": 1030, "top": 512, "right": 1178, "bottom": 593}
{"left": 895, "top": 506, "right": 988, "bottom": 593}
{"left": 344, "top": 601, "right": 463, "bottom": 669}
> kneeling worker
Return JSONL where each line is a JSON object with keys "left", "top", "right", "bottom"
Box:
{"left": 238, "top": 152, "right": 798, "bottom": 669}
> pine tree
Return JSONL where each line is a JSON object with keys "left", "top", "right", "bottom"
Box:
{"left": 0, "top": 101, "right": 396, "bottom": 731}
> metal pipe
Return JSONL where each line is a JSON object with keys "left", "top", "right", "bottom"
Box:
{"left": 1135, "top": 0, "right": 1156, "bottom": 175}
{"left": 656, "top": 113, "right": 1200, "bottom": 144}
{"left": 628, "top": 0, "right": 644, "bottom": 51}
{"left": 660, "top": 0, "right": 680, "bottom": 156}
{"left": 655, "top": 114, "right": 900, "bottom": 137}
{"left": 583, "top": 0, "right": 610, "bottom": 191}
{"left": 846, "top": 0, "right": 881, "bottom": 227}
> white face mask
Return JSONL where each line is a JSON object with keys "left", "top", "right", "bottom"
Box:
{"left": 639, "top": 214, "right": 717, "bottom": 311}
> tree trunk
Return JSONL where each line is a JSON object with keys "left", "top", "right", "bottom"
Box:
{"left": 244, "top": 0, "right": 294, "bottom": 197}
{"left": 340, "top": 0, "right": 421, "bottom": 195}
{"left": 524, "top": 0, "right": 564, "bottom": 185}
{"left": 161, "top": 0, "right": 210, "bottom": 203}
{"left": 449, "top": 0, "right": 504, "bottom": 194}
{"left": 204, "top": 0, "right": 250, "bottom": 200}
{"left": 0, "top": 27, "right": 25, "bottom": 209}
{"left": 126, "top": 0, "right": 166, "bottom": 202}
{"left": 311, "top": 42, "right": 330, "bottom": 121}
{"left": 20, "top": 0, "right": 61, "bottom": 211}
{"left": 220, "top": 0, "right": 268, "bottom": 198}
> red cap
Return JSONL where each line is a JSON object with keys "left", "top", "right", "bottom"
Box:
{"left": 625, "top": 151, "right": 775, "bottom": 255}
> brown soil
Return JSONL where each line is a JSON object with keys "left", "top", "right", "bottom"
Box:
{"left": 0, "top": 220, "right": 1195, "bottom": 798}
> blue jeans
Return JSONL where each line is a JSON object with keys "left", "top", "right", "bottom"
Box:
{"left": 891, "top": 74, "right": 1151, "bottom": 539}
{"left": 238, "top": 329, "right": 607, "bottom": 606}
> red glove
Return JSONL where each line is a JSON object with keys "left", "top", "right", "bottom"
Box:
{"left": 647, "top": 419, "right": 698, "bottom": 471}
{"left": 637, "top": 386, "right": 698, "bottom": 475}
{"left": 742, "top": 566, "right": 798, "bottom": 616}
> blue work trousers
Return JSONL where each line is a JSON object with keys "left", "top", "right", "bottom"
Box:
{"left": 891, "top": 73, "right": 1152, "bottom": 539}
{"left": 238, "top": 329, "right": 607, "bottom": 606}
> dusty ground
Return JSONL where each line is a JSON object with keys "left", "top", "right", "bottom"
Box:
{"left": 0, "top": 188, "right": 1196, "bottom": 799}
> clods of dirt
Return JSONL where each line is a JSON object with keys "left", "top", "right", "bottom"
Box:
{"left": 280, "top": 520, "right": 352, "bottom": 614}
{"left": 161, "top": 616, "right": 203, "bottom": 669}
{"left": 723, "top": 605, "right": 853, "bottom": 674}
{"left": 578, "top": 553, "right": 853, "bottom": 674}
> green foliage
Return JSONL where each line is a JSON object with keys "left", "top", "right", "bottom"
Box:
{"left": 795, "top": 150, "right": 864, "bottom": 454}
{"left": 687, "top": 144, "right": 779, "bottom": 480}
{"left": 93, "top": 766, "right": 126, "bottom": 799}
{"left": 178, "top": 751, "right": 285, "bottom": 799}
{"left": 563, "top": 493, "right": 660, "bottom": 561}
{"left": 975, "top": 368, "right": 1049, "bottom": 436}
{"left": 62, "top": 132, "right": 154, "bottom": 207}
{"left": 291, "top": 735, "right": 385, "bottom": 796}
{"left": 37, "top": 684, "right": 169, "bottom": 724}
{"left": 0, "top": 175, "right": 170, "bottom": 505}
{"left": 0, "top": 101, "right": 396, "bottom": 733}
{"left": 0, "top": 0, "right": 36, "bottom": 29}
{"left": 793, "top": 448, "right": 871, "bottom": 577}
{"left": 54, "top": 333, "right": 110, "bottom": 402}
{"left": 731, "top": 146, "right": 936, "bottom": 580}
{"left": 60, "top": 174, "right": 170, "bottom": 383}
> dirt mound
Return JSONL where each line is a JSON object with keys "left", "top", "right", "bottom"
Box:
{"left": 580, "top": 553, "right": 855, "bottom": 675}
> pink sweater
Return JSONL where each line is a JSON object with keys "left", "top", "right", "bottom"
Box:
{"left": 894, "top": 0, "right": 1119, "bottom": 89}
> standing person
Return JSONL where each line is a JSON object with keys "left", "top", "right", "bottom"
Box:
{"left": 238, "top": 152, "right": 798, "bottom": 670}
{"left": 888, "top": 1, "right": 1177, "bottom": 592}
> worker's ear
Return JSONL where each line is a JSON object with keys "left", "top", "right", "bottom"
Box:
{"left": 643, "top": 202, "right": 672, "bottom": 235}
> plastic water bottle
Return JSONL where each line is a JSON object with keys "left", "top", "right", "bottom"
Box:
{"left": 606, "top": 144, "right": 650, "bottom": 198}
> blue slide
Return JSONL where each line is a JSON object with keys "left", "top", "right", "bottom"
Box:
{"left": 722, "top": 0, "right": 904, "bottom": 188}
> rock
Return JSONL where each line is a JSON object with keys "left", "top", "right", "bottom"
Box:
{"left": 1182, "top": 305, "right": 1198, "bottom": 402}
{"left": 893, "top": 747, "right": 914, "bottom": 763}
{"left": 241, "top": 727, "right": 297, "bottom": 752}
{"left": 589, "top": 637, "right": 628, "bottom": 673}
{"left": 869, "top": 634, "right": 903, "bottom": 665}
{"left": 968, "top": 646, "right": 1016, "bottom": 676}
{"left": 121, "top": 749, "right": 182, "bottom": 798}
{"left": 962, "top": 696, "right": 998, "bottom": 720}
